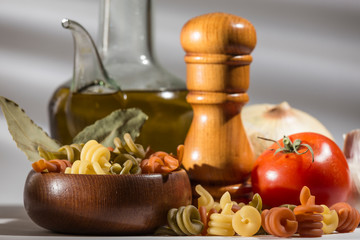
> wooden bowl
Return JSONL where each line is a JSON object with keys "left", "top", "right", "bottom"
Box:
{"left": 23, "top": 169, "right": 192, "bottom": 235}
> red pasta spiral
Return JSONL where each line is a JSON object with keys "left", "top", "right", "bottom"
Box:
{"left": 231, "top": 204, "right": 242, "bottom": 213}
{"left": 199, "top": 206, "right": 218, "bottom": 236}
{"left": 295, "top": 213, "right": 323, "bottom": 237}
{"left": 330, "top": 202, "right": 360, "bottom": 233}
{"left": 32, "top": 159, "right": 72, "bottom": 173}
{"left": 294, "top": 186, "right": 324, "bottom": 237}
{"left": 140, "top": 145, "right": 183, "bottom": 174}
{"left": 261, "top": 207, "right": 298, "bottom": 237}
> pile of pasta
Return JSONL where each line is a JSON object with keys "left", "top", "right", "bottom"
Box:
{"left": 32, "top": 133, "right": 183, "bottom": 175}
{"left": 156, "top": 185, "right": 360, "bottom": 237}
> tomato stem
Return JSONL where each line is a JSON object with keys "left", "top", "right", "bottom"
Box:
{"left": 258, "top": 136, "right": 314, "bottom": 162}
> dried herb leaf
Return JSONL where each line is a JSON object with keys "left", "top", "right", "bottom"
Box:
{"left": 0, "top": 96, "right": 61, "bottom": 162}
{"left": 73, "top": 108, "right": 148, "bottom": 147}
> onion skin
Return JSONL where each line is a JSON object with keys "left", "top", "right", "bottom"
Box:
{"left": 241, "top": 101, "right": 333, "bottom": 160}
{"left": 343, "top": 129, "right": 360, "bottom": 213}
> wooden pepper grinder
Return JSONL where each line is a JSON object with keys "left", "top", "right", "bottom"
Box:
{"left": 180, "top": 13, "right": 256, "bottom": 202}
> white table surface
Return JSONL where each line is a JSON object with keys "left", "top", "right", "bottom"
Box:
{"left": 0, "top": 205, "right": 359, "bottom": 240}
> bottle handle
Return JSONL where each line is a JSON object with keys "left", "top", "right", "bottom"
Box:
{"left": 62, "top": 18, "right": 120, "bottom": 93}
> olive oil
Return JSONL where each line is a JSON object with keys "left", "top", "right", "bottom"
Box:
{"left": 49, "top": 1, "right": 193, "bottom": 153}
{"left": 48, "top": 87, "right": 192, "bottom": 153}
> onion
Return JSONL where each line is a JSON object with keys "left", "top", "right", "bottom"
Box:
{"left": 343, "top": 129, "right": 360, "bottom": 212}
{"left": 241, "top": 101, "right": 333, "bottom": 160}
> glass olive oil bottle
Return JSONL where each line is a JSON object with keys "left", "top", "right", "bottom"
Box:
{"left": 48, "top": 0, "right": 192, "bottom": 153}
{"left": 49, "top": 88, "right": 191, "bottom": 153}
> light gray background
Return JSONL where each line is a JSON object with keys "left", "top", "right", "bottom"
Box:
{"left": 0, "top": 0, "right": 359, "bottom": 205}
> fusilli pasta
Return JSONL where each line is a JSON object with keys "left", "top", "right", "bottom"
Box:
{"left": 207, "top": 203, "right": 235, "bottom": 236}
{"left": 320, "top": 204, "right": 339, "bottom": 234}
{"left": 248, "top": 193, "right": 262, "bottom": 213}
{"left": 38, "top": 143, "right": 83, "bottom": 163}
{"left": 167, "top": 205, "right": 203, "bottom": 236}
{"left": 261, "top": 207, "right": 298, "bottom": 237}
{"left": 293, "top": 186, "right": 324, "bottom": 237}
{"left": 32, "top": 159, "right": 72, "bottom": 173}
{"left": 111, "top": 153, "right": 141, "bottom": 174}
{"left": 330, "top": 202, "right": 360, "bottom": 233}
{"left": 113, "top": 133, "right": 145, "bottom": 159}
{"left": 140, "top": 151, "right": 180, "bottom": 174}
{"left": 195, "top": 184, "right": 215, "bottom": 212}
{"left": 199, "top": 206, "right": 218, "bottom": 236}
{"left": 218, "top": 191, "right": 245, "bottom": 213}
{"left": 232, "top": 205, "right": 261, "bottom": 237}
{"left": 65, "top": 140, "right": 111, "bottom": 174}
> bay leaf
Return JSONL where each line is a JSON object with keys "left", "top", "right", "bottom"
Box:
{"left": 73, "top": 108, "right": 148, "bottom": 147}
{"left": 0, "top": 96, "right": 61, "bottom": 162}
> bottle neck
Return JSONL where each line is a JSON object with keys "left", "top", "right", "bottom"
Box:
{"left": 97, "top": 0, "right": 185, "bottom": 91}
{"left": 98, "top": 0, "right": 153, "bottom": 65}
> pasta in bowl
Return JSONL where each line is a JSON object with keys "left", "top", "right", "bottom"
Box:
{"left": 23, "top": 169, "right": 192, "bottom": 235}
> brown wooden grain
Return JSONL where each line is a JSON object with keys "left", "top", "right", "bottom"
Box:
{"left": 180, "top": 12, "right": 256, "bottom": 92}
{"left": 24, "top": 169, "right": 192, "bottom": 235}
{"left": 191, "top": 181, "right": 252, "bottom": 204}
{"left": 181, "top": 13, "right": 256, "bottom": 196}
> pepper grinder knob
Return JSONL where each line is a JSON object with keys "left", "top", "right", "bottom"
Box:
{"left": 181, "top": 12, "right": 256, "bottom": 93}
{"left": 180, "top": 12, "right": 256, "bottom": 201}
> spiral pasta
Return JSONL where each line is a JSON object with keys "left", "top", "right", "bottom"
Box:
{"left": 261, "top": 207, "right": 298, "bottom": 237}
{"left": 195, "top": 185, "right": 215, "bottom": 212}
{"left": 199, "top": 206, "right": 218, "bottom": 236}
{"left": 231, "top": 203, "right": 245, "bottom": 213}
{"left": 113, "top": 133, "right": 146, "bottom": 159}
{"left": 32, "top": 159, "right": 72, "bottom": 173}
{"left": 320, "top": 204, "right": 339, "bottom": 234}
{"left": 219, "top": 191, "right": 243, "bottom": 212}
{"left": 293, "top": 186, "right": 324, "bottom": 237}
{"left": 65, "top": 140, "right": 111, "bottom": 174}
{"left": 140, "top": 151, "right": 181, "bottom": 174}
{"left": 176, "top": 144, "right": 184, "bottom": 164}
{"left": 166, "top": 205, "right": 203, "bottom": 236}
{"left": 64, "top": 133, "right": 182, "bottom": 175}
{"left": 38, "top": 143, "right": 83, "bottom": 163}
{"left": 232, "top": 205, "right": 261, "bottom": 237}
{"left": 248, "top": 193, "right": 262, "bottom": 213}
{"left": 111, "top": 153, "right": 141, "bottom": 175}
{"left": 330, "top": 202, "right": 360, "bottom": 233}
{"left": 279, "top": 204, "right": 297, "bottom": 211}
{"left": 154, "top": 226, "right": 178, "bottom": 236}
{"left": 207, "top": 203, "right": 235, "bottom": 236}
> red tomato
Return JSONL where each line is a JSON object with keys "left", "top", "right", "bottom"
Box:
{"left": 251, "top": 132, "right": 351, "bottom": 208}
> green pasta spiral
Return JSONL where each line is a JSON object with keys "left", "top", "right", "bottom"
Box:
{"left": 109, "top": 134, "right": 144, "bottom": 175}
{"left": 248, "top": 193, "right": 267, "bottom": 235}
{"left": 154, "top": 226, "right": 178, "bottom": 236}
{"left": 110, "top": 155, "right": 141, "bottom": 175}
{"left": 113, "top": 133, "right": 146, "bottom": 159}
{"left": 38, "top": 143, "right": 84, "bottom": 163}
{"left": 248, "top": 193, "right": 262, "bottom": 213}
{"left": 166, "top": 205, "right": 203, "bottom": 236}
{"left": 279, "top": 204, "right": 297, "bottom": 211}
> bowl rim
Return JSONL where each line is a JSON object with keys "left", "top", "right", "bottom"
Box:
{"left": 27, "top": 168, "right": 187, "bottom": 178}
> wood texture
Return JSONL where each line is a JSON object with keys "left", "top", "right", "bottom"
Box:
{"left": 181, "top": 13, "right": 256, "bottom": 196}
{"left": 23, "top": 170, "right": 192, "bottom": 235}
{"left": 181, "top": 12, "right": 256, "bottom": 93}
{"left": 192, "top": 181, "right": 253, "bottom": 204}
